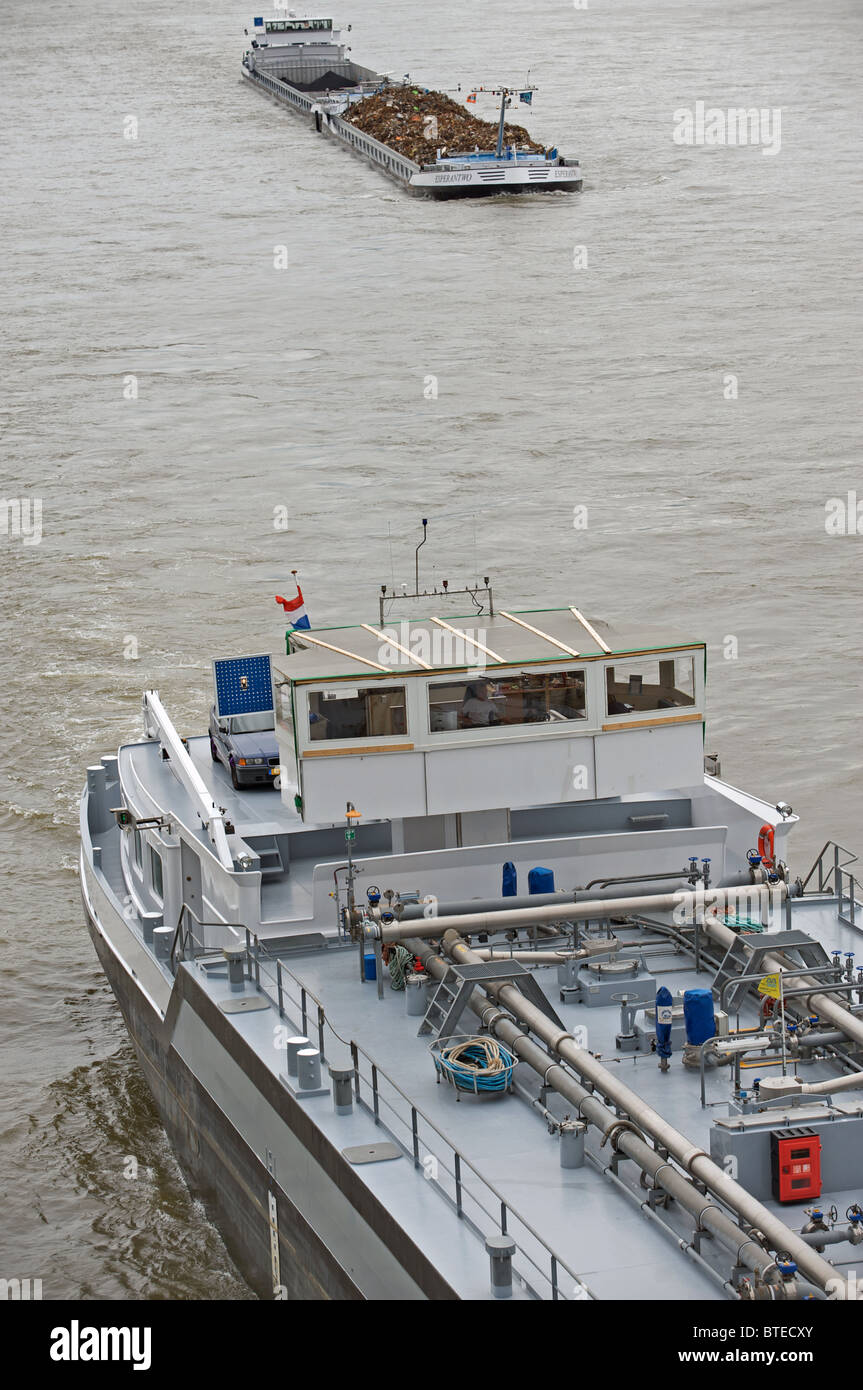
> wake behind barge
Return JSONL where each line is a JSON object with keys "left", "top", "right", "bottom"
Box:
{"left": 241, "top": 12, "right": 583, "bottom": 197}
{"left": 81, "top": 594, "right": 863, "bottom": 1300}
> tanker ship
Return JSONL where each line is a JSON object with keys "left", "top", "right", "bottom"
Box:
{"left": 241, "top": 11, "right": 583, "bottom": 196}
{"left": 80, "top": 544, "right": 863, "bottom": 1301}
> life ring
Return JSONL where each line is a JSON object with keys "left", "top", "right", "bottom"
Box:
{"left": 757, "top": 824, "right": 775, "bottom": 870}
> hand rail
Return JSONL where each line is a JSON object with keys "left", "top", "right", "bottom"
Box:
{"left": 170, "top": 903, "right": 244, "bottom": 973}
{"left": 801, "top": 841, "right": 859, "bottom": 894}
{"left": 240, "top": 931, "right": 594, "bottom": 1302}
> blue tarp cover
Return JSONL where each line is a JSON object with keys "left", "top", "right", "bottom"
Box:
{"left": 528, "top": 866, "right": 555, "bottom": 895}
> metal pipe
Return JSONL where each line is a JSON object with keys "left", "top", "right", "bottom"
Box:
{"left": 409, "top": 934, "right": 796, "bottom": 1290}
{"left": 595, "top": 1152, "right": 740, "bottom": 1299}
{"left": 471, "top": 936, "right": 621, "bottom": 965}
{"left": 758, "top": 1072, "right": 863, "bottom": 1099}
{"left": 796, "top": 1030, "right": 848, "bottom": 1049}
{"left": 582, "top": 870, "right": 699, "bottom": 892}
{"left": 719, "top": 963, "right": 839, "bottom": 1016}
{"left": 799, "top": 1226, "right": 863, "bottom": 1249}
{"left": 702, "top": 911, "right": 863, "bottom": 1053}
{"left": 397, "top": 890, "right": 577, "bottom": 921}
{"left": 416, "top": 930, "right": 851, "bottom": 1298}
{"left": 376, "top": 885, "right": 775, "bottom": 944}
{"left": 394, "top": 875, "right": 760, "bottom": 925}
{"left": 472, "top": 948, "right": 586, "bottom": 965}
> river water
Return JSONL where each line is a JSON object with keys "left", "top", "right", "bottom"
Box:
{"left": 1, "top": 0, "right": 860, "bottom": 1298}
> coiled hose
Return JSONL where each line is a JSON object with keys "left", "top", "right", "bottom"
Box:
{"left": 387, "top": 943, "right": 415, "bottom": 991}
{"left": 435, "top": 1037, "right": 516, "bottom": 1094}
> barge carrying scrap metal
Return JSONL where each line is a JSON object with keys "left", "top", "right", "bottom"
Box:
{"left": 241, "top": 11, "right": 583, "bottom": 196}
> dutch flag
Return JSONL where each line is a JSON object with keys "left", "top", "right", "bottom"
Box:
{"left": 275, "top": 579, "right": 311, "bottom": 630}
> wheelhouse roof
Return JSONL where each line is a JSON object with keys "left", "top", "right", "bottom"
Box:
{"left": 271, "top": 608, "right": 706, "bottom": 684}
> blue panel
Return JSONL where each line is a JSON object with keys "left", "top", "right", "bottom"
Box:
{"left": 254, "top": 17, "right": 264, "bottom": 25}
{"left": 213, "top": 654, "right": 273, "bottom": 717}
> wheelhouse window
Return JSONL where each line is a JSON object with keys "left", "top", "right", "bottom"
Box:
{"left": 266, "top": 17, "right": 332, "bottom": 31}
{"left": 150, "top": 847, "right": 164, "bottom": 900}
{"left": 605, "top": 657, "right": 695, "bottom": 717}
{"left": 307, "top": 686, "right": 407, "bottom": 741}
{"left": 133, "top": 827, "right": 143, "bottom": 870}
{"left": 429, "top": 672, "right": 587, "bottom": 731}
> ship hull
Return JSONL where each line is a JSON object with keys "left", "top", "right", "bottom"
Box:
{"left": 81, "top": 875, "right": 454, "bottom": 1301}
{"left": 241, "top": 66, "right": 581, "bottom": 197}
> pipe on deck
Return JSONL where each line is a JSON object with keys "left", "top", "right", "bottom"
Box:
{"left": 409, "top": 929, "right": 852, "bottom": 1298}
{"left": 377, "top": 885, "right": 773, "bottom": 945}
{"left": 471, "top": 937, "right": 618, "bottom": 966}
{"left": 397, "top": 891, "right": 577, "bottom": 920}
{"left": 701, "top": 911, "right": 863, "bottom": 1053}
{"left": 759, "top": 1071, "right": 863, "bottom": 1100}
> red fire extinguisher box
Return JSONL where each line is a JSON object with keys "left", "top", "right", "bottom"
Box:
{"left": 770, "top": 1127, "right": 822, "bottom": 1203}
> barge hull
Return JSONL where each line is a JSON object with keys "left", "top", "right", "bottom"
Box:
{"left": 241, "top": 67, "right": 582, "bottom": 196}
{"left": 81, "top": 866, "right": 453, "bottom": 1300}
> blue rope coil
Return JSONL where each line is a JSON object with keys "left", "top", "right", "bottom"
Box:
{"left": 434, "top": 1037, "right": 516, "bottom": 1094}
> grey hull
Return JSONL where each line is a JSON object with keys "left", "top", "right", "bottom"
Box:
{"left": 83, "top": 896, "right": 453, "bottom": 1300}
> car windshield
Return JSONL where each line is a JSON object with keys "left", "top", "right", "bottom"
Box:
{"left": 230, "top": 710, "right": 275, "bottom": 734}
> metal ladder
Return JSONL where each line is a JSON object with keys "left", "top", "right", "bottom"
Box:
{"left": 419, "top": 959, "right": 565, "bottom": 1038}
{"left": 714, "top": 929, "right": 832, "bottom": 1014}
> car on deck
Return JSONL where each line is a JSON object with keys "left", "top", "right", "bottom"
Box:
{"left": 208, "top": 706, "right": 280, "bottom": 788}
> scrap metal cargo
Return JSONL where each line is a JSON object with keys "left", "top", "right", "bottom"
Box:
{"left": 343, "top": 87, "right": 545, "bottom": 167}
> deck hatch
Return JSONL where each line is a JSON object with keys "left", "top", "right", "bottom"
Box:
{"left": 342, "top": 1143, "right": 402, "bottom": 1165}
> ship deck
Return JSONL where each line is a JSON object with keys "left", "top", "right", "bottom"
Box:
{"left": 175, "top": 893, "right": 863, "bottom": 1301}
{"left": 88, "top": 732, "right": 863, "bottom": 1300}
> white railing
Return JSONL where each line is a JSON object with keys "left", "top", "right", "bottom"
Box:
{"left": 240, "top": 931, "right": 596, "bottom": 1302}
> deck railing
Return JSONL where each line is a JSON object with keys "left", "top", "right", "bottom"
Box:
{"left": 237, "top": 929, "right": 595, "bottom": 1302}
{"left": 802, "top": 841, "right": 859, "bottom": 927}
{"left": 243, "top": 64, "right": 420, "bottom": 182}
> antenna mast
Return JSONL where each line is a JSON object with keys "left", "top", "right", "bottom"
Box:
{"left": 379, "top": 518, "right": 494, "bottom": 625}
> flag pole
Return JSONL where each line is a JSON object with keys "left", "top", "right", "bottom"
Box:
{"left": 496, "top": 87, "right": 508, "bottom": 158}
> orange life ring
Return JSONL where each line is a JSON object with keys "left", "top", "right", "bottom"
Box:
{"left": 757, "top": 824, "right": 775, "bottom": 870}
